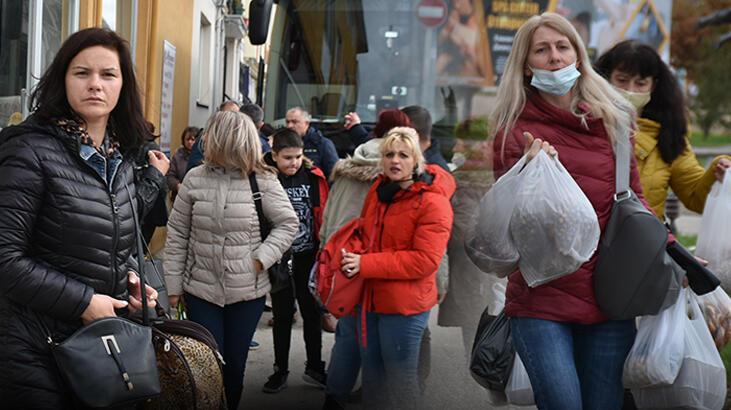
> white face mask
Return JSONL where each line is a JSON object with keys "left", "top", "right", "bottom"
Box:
{"left": 614, "top": 87, "right": 651, "bottom": 112}
{"left": 529, "top": 63, "right": 581, "bottom": 96}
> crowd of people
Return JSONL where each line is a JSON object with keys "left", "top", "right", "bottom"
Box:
{"left": 1, "top": 11, "right": 731, "bottom": 410}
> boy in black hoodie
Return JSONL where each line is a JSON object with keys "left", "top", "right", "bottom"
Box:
{"left": 262, "top": 128, "right": 330, "bottom": 393}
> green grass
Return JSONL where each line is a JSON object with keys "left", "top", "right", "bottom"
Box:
{"left": 721, "top": 343, "right": 731, "bottom": 388}
{"left": 675, "top": 233, "right": 698, "bottom": 249}
{"left": 689, "top": 131, "right": 731, "bottom": 147}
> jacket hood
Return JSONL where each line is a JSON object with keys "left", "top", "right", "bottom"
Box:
{"left": 304, "top": 126, "right": 324, "bottom": 143}
{"left": 353, "top": 138, "right": 382, "bottom": 166}
{"left": 374, "top": 163, "right": 456, "bottom": 200}
{"left": 330, "top": 138, "right": 382, "bottom": 182}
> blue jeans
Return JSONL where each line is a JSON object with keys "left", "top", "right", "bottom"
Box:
{"left": 325, "top": 315, "right": 361, "bottom": 402}
{"left": 510, "top": 317, "right": 636, "bottom": 410}
{"left": 185, "top": 293, "right": 265, "bottom": 410}
{"left": 357, "top": 309, "right": 430, "bottom": 409}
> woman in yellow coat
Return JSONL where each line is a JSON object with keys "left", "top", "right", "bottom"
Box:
{"left": 596, "top": 40, "right": 730, "bottom": 220}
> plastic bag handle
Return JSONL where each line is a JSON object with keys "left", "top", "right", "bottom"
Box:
{"left": 719, "top": 168, "right": 731, "bottom": 198}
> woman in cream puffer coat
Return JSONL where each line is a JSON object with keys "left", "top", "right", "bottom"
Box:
{"left": 164, "top": 111, "right": 298, "bottom": 410}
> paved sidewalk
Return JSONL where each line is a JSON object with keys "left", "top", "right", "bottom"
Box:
{"left": 239, "top": 306, "right": 528, "bottom": 410}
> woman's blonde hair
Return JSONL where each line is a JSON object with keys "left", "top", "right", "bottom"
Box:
{"left": 490, "top": 12, "right": 634, "bottom": 151}
{"left": 202, "top": 111, "right": 273, "bottom": 175}
{"left": 379, "top": 126, "right": 426, "bottom": 175}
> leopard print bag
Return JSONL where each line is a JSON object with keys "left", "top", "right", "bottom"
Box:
{"left": 142, "top": 319, "right": 226, "bottom": 410}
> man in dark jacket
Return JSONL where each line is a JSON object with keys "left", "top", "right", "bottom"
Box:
{"left": 402, "top": 105, "right": 450, "bottom": 172}
{"left": 286, "top": 106, "right": 339, "bottom": 178}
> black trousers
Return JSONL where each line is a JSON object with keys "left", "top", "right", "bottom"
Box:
{"left": 271, "top": 250, "right": 323, "bottom": 372}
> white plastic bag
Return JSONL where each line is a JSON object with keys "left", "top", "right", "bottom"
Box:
{"left": 509, "top": 151, "right": 600, "bottom": 287}
{"left": 632, "top": 291, "right": 727, "bottom": 410}
{"left": 505, "top": 354, "right": 535, "bottom": 406}
{"left": 696, "top": 169, "right": 731, "bottom": 291}
{"left": 466, "top": 156, "right": 527, "bottom": 276}
{"left": 488, "top": 280, "right": 508, "bottom": 316}
{"left": 623, "top": 289, "right": 686, "bottom": 388}
{"left": 697, "top": 286, "right": 731, "bottom": 350}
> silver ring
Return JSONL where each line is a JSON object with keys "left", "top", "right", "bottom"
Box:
{"left": 346, "top": 268, "right": 353, "bottom": 273}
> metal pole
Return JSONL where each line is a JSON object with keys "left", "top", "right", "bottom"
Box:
{"left": 24, "top": 0, "right": 44, "bottom": 120}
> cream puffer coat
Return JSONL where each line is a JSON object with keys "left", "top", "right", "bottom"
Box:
{"left": 163, "top": 165, "right": 298, "bottom": 306}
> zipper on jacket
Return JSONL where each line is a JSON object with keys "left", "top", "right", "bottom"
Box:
{"left": 109, "top": 191, "right": 120, "bottom": 296}
{"left": 72, "top": 151, "right": 129, "bottom": 297}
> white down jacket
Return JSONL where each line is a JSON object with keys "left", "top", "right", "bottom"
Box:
{"left": 163, "top": 165, "right": 298, "bottom": 306}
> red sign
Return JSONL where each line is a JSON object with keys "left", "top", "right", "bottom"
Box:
{"left": 417, "top": 0, "right": 448, "bottom": 28}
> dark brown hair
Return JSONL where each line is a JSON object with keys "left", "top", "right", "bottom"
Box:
{"left": 595, "top": 40, "right": 688, "bottom": 164}
{"left": 401, "top": 105, "right": 432, "bottom": 143}
{"left": 30, "top": 28, "right": 150, "bottom": 150}
{"left": 271, "top": 127, "right": 303, "bottom": 152}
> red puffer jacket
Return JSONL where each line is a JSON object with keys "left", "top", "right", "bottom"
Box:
{"left": 358, "top": 164, "right": 455, "bottom": 315}
{"left": 493, "top": 92, "right": 658, "bottom": 324}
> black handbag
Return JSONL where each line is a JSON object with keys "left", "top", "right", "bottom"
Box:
{"left": 39, "top": 181, "right": 161, "bottom": 408}
{"left": 51, "top": 317, "right": 160, "bottom": 408}
{"left": 249, "top": 172, "right": 294, "bottom": 294}
{"left": 470, "top": 309, "right": 515, "bottom": 392}
{"left": 593, "top": 129, "right": 681, "bottom": 320}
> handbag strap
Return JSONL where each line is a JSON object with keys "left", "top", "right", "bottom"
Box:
{"left": 124, "top": 180, "right": 150, "bottom": 326}
{"left": 248, "top": 172, "right": 270, "bottom": 241}
{"left": 614, "top": 126, "right": 631, "bottom": 197}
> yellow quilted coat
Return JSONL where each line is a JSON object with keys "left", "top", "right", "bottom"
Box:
{"left": 635, "top": 118, "right": 730, "bottom": 220}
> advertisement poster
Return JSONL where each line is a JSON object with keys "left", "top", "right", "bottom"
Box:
{"left": 556, "top": 0, "right": 672, "bottom": 61}
{"left": 435, "top": 0, "right": 495, "bottom": 86}
{"left": 435, "top": 0, "right": 672, "bottom": 86}
{"left": 159, "top": 40, "right": 176, "bottom": 157}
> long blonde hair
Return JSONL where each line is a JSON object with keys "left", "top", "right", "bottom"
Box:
{"left": 380, "top": 126, "right": 426, "bottom": 175}
{"left": 202, "top": 111, "right": 272, "bottom": 176}
{"left": 490, "top": 12, "right": 634, "bottom": 150}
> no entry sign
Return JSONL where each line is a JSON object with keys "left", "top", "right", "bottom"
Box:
{"left": 417, "top": 0, "right": 448, "bottom": 28}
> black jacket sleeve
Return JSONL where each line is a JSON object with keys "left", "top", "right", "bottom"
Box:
{"left": 135, "top": 142, "right": 168, "bottom": 220}
{"left": 348, "top": 124, "right": 370, "bottom": 146}
{"left": 0, "top": 138, "right": 93, "bottom": 320}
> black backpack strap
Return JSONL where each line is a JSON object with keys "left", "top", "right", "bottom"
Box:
{"left": 248, "top": 172, "right": 271, "bottom": 240}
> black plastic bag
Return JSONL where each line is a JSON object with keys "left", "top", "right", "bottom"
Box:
{"left": 470, "top": 309, "right": 515, "bottom": 391}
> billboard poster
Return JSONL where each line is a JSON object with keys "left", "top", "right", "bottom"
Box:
{"left": 557, "top": 0, "right": 672, "bottom": 61}
{"left": 435, "top": 0, "right": 495, "bottom": 86}
{"left": 435, "top": 0, "right": 672, "bottom": 86}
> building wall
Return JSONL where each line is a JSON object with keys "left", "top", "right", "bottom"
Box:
{"left": 189, "top": 0, "right": 219, "bottom": 128}
{"left": 137, "top": 0, "right": 194, "bottom": 154}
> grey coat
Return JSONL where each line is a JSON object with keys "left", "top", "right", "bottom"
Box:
{"left": 164, "top": 165, "right": 298, "bottom": 306}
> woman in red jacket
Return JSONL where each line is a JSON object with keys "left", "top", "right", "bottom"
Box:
{"left": 340, "top": 127, "right": 454, "bottom": 409}
{"left": 490, "top": 13, "right": 646, "bottom": 410}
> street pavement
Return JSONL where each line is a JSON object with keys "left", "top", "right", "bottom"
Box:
{"left": 238, "top": 304, "right": 531, "bottom": 410}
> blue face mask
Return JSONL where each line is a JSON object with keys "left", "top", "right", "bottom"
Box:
{"left": 529, "top": 63, "right": 581, "bottom": 96}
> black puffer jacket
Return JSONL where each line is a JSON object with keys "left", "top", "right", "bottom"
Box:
{"left": 0, "top": 116, "right": 166, "bottom": 407}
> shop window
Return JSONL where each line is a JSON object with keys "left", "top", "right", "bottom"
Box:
{"left": 197, "top": 13, "right": 212, "bottom": 107}
{"left": 101, "top": 0, "right": 135, "bottom": 57}
{"left": 0, "top": 0, "right": 78, "bottom": 127}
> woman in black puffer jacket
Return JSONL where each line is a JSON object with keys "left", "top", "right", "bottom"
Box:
{"left": 0, "top": 28, "right": 168, "bottom": 408}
